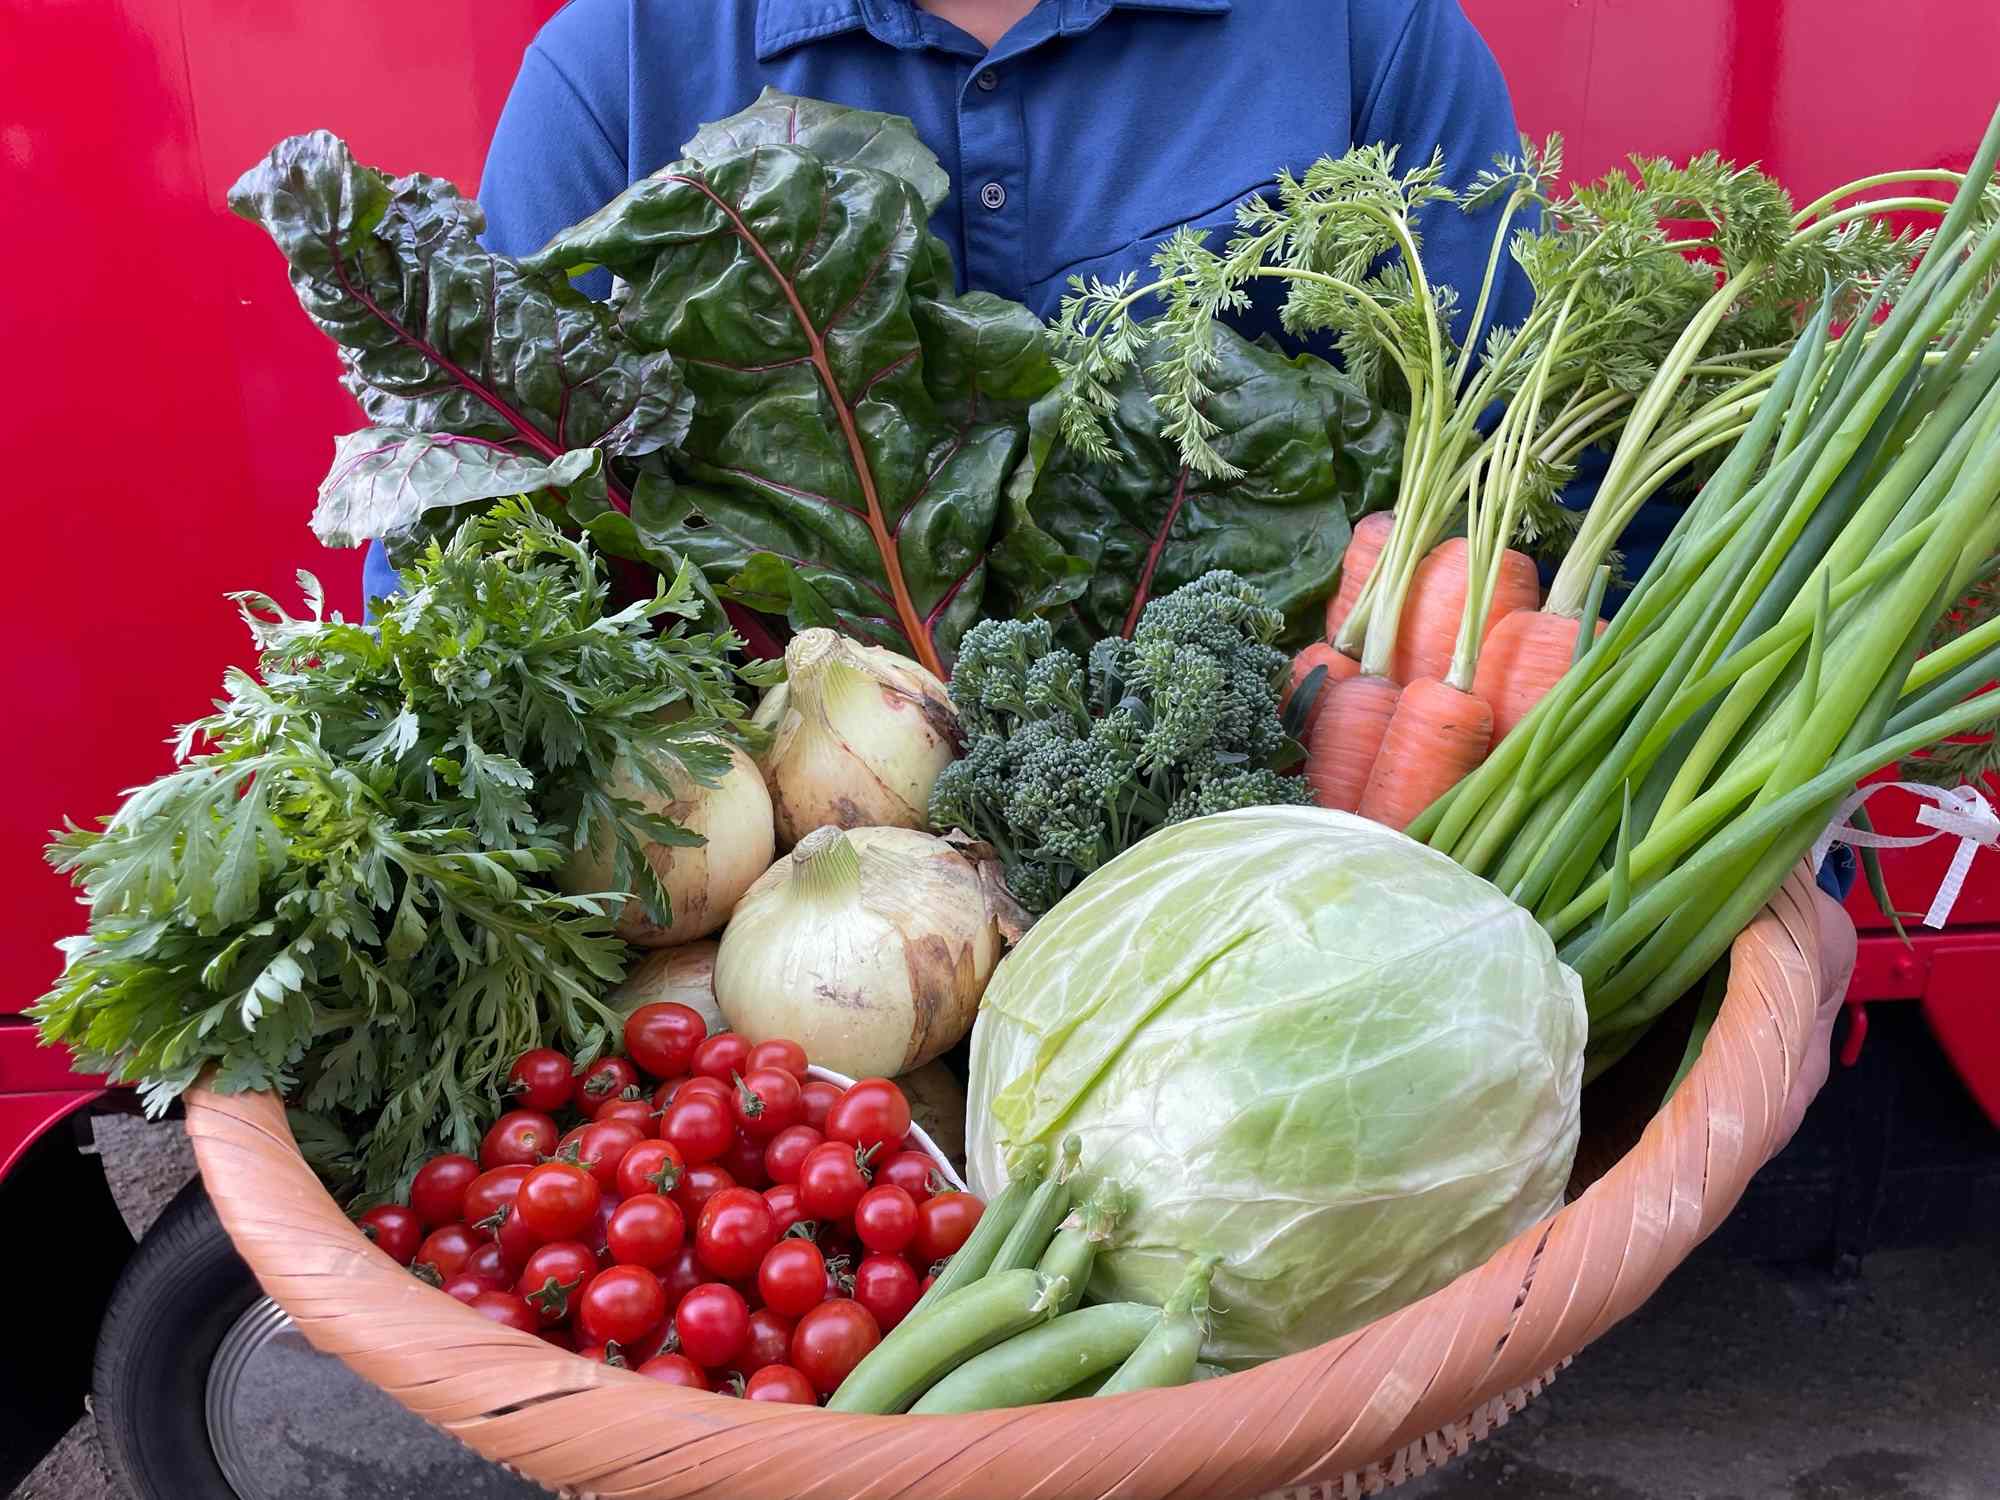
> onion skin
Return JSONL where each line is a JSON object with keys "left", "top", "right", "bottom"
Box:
{"left": 714, "top": 826, "right": 1000, "bottom": 1078}
{"left": 753, "top": 631, "right": 959, "bottom": 850}
{"left": 558, "top": 746, "right": 775, "bottom": 948}
{"left": 610, "top": 941, "right": 723, "bottom": 1033}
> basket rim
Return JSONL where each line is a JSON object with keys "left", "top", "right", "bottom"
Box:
{"left": 186, "top": 869, "right": 1836, "bottom": 1500}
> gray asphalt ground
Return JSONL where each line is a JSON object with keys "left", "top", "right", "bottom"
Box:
{"left": 13, "top": 1116, "right": 1998, "bottom": 1500}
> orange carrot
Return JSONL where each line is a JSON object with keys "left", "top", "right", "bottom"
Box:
{"left": 1325, "top": 511, "right": 1396, "bottom": 642}
{"left": 1305, "top": 674, "right": 1401, "bottom": 812}
{"left": 1285, "top": 643, "right": 1360, "bottom": 742}
{"left": 1391, "top": 540, "right": 1540, "bottom": 686}
{"left": 1472, "top": 611, "right": 1609, "bottom": 744}
{"left": 1357, "top": 677, "right": 1493, "bottom": 831}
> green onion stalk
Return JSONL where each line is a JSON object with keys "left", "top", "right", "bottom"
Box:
{"left": 1407, "top": 103, "right": 2000, "bottom": 1071}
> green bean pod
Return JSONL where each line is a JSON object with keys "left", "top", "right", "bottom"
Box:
{"left": 1036, "top": 1180, "right": 1127, "bottom": 1314}
{"left": 826, "top": 1268, "right": 1068, "bottom": 1414}
{"left": 905, "top": 1143, "right": 1048, "bottom": 1321}
{"left": 1096, "top": 1257, "right": 1215, "bottom": 1397}
{"left": 986, "top": 1135, "right": 1081, "bottom": 1276}
{"left": 909, "top": 1302, "right": 1162, "bottom": 1414}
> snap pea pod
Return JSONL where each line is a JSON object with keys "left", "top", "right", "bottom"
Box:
{"left": 986, "top": 1135, "right": 1082, "bottom": 1276}
{"left": 904, "top": 1143, "right": 1048, "bottom": 1321}
{"left": 1096, "top": 1257, "right": 1215, "bottom": 1397}
{"left": 1036, "top": 1180, "right": 1127, "bottom": 1314}
{"left": 909, "top": 1302, "right": 1162, "bottom": 1414}
{"left": 1193, "top": 1362, "right": 1230, "bottom": 1381}
{"left": 1055, "top": 1368, "right": 1113, "bottom": 1400}
{"left": 827, "top": 1268, "right": 1067, "bottom": 1414}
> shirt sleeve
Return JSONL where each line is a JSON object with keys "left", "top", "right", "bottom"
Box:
{"left": 1350, "top": 0, "right": 1533, "bottom": 350}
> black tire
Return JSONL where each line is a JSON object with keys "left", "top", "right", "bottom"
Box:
{"left": 92, "top": 1175, "right": 260, "bottom": 1500}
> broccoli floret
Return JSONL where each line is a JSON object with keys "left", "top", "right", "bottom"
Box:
{"left": 930, "top": 571, "right": 1306, "bottom": 914}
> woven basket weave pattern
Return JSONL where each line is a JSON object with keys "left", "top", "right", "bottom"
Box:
{"left": 188, "top": 872, "right": 1832, "bottom": 1500}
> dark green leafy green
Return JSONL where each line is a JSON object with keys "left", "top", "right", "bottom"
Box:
{"left": 993, "top": 323, "right": 1401, "bottom": 646}
{"left": 678, "top": 85, "right": 951, "bottom": 213}
{"left": 31, "top": 503, "right": 774, "bottom": 1195}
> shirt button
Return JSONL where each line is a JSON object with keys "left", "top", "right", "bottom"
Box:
{"left": 976, "top": 68, "right": 999, "bottom": 91}
{"left": 980, "top": 181, "right": 1007, "bottom": 210}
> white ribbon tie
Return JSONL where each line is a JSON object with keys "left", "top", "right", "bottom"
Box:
{"left": 1810, "top": 781, "right": 2000, "bottom": 929}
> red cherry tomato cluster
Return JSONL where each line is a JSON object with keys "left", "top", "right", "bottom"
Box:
{"left": 354, "top": 1004, "right": 981, "bottom": 1404}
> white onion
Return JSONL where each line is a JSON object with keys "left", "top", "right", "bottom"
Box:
{"left": 558, "top": 744, "right": 775, "bottom": 948}
{"left": 609, "top": 940, "right": 724, "bottom": 1033}
{"left": 751, "top": 630, "right": 959, "bottom": 849}
{"left": 714, "top": 825, "right": 1001, "bottom": 1078}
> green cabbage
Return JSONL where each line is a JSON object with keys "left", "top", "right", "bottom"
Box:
{"left": 965, "top": 805, "right": 1587, "bottom": 1365}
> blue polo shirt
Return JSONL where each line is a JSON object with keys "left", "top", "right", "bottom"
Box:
{"left": 364, "top": 0, "right": 1533, "bottom": 605}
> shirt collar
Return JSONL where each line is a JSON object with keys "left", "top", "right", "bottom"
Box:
{"left": 755, "top": 0, "right": 1230, "bottom": 61}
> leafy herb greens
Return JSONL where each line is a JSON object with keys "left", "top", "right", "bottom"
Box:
{"left": 33, "top": 503, "right": 774, "bottom": 1194}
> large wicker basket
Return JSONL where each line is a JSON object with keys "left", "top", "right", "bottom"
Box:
{"left": 187, "top": 870, "right": 1843, "bottom": 1500}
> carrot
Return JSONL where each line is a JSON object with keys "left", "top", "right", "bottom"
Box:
{"left": 1325, "top": 511, "right": 1396, "bottom": 642}
{"left": 1357, "top": 677, "right": 1494, "bottom": 831}
{"left": 1391, "top": 540, "right": 1540, "bottom": 685}
{"left": 1473, "top": 611, "right": 1609, "bottom": 744}
{"left": 1285, "top": 643, "right": 1359, "bottom": 742}
{"left": 1305, "top": 674, "right": 1401, "bottom": 812}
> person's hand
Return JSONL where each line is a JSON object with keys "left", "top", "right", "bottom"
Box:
{"left": 1774, "top": 886, "right": 1859, "bottom": 1150}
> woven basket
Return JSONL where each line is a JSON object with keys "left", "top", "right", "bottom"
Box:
{"left": 188, "top": 870, "right": 1842, "bottom": 1500}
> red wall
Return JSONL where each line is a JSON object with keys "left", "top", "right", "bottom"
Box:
{"left": 6, "top": 1, "right": 1998, "bottom": 1013}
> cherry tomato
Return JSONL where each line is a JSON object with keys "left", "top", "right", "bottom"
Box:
{"left": 538, "top": 1326, "right": 577, "bottom": 1352}
{"left": 657, "top": 1244, "right": 706, "bottom": 1315}
{"left": 623, "top": 1319, "right": 673, "bottom": 1367}
{"left": 757, "top": 1238, "right": 828, "bottom": 1319}
{"left": 671, "top": 1163, "right": 736, "bottom": 1226}
{"left": 467, "top": 1291, "right": 540, "bottom": 1334}
{"left": 587, "top": 1195, "right": 617, "bottom": 1266}
{"left": 763, "top": 1125, "right": 823, "bottom": 1187}
{"left": 660, "top": 1094, "right": 734, "bottom": 1165}
{"left": 577, "top": 1265, "right": 667, "bottom": 1348}
{"left": 479, "top": 1109, "right": 559, "bottom": 1170}
{"left": 790, "top": 1299, "right": 880, "bottom": 1396}
{"left": 744, "top": 1364, "right": 817, "bottom": 1405}
{"left": 575, "top": 1341, "right": 630, "bottom": 1368}
{"left": 577, "top": 1055, "right": 641, "bottom": 1109}
{"left": 517, "top": 1241, "right": 596, "bottom": 1325}
{"left": 739, "top": 1306, "right": 796, "bottom": 1374}
{"left": 496, "top": 1204, "right": 546, "bottom": 1273}
{"left": 718, "top": 1131, "right": 770, "bottom": 1190}
{"left": 506, "top": 1046, "right": 576, "bottom": 1113}
{"left": 556, "top": 1120, "right": 645, "bottom": 1193}
{"left": 462, "top": 1166, "right": 531, "bottom": 1238}
{"left": 356, "top": 1204, "right": 422, "bottom": 1266}
{"left": 623, "top": 1002, "right": 708, "bottom": 1080}
{"left": 673, "top": 1075, "right": 732, "bottom": 1108}
{"left": 799, "top": 1079, "right": 843, "bottom": 1133}
{"left": 875, "top": 1150, "right": 943, "bottom": 1207}
{"left": 745, "top": 1039, "right": 809, "bottom": 1082}
{"left": 912, "top": 1192, "right": 984, "bottom": 1265}
{"left": 691, "top": 1032, "right": 752, "bottom": 1083}
{"left": 616, "top": 1139, "right": 686, "bottom": 1200}
{"left": 409, "top": 1154, "right": 480, "bottom": 1228}
{"left": 852, "top": 1185, "right": 919, "bottom": 1256}
{"left": 674, "top": 1283, "right": 750, "bottom": 1370}
{"left": 515, "top": 1161, "right": 603, "bottom": 1241}
{"left": 440, "top": 1273, "right": 489, "bottom": 1304}
{"left": 763, "top": 1183, "right": 806, "bottom": 1237}
{"left": 637, "top": 1353, "right": 711, "bottom": 1390}
{"left": 592, "top": 1097, "right": 657, "bottom": 1135}
{"left": 797, "top": 1142, "right": 871, "bottom": 1223}
{"left": 919, "top": 1272, "right": 936, "bottom": 1296}
{"left": 606, "top": 1193, "right": 686, "bottom": 1271}
{"left": 852, "top": 1253, "right": 922, "bottom": 1333}
{"left": 825, "top": 1079, "right": 911, "bottom": 1154}
{"left": 731, "top": 1067, "right": 805, "bottom": 1141}
{"left": 695, "top": 1188, "right": 777, "bottom": 1281}
{"left": 461, "top": 1241, "right": 512, "bottom": 1291}
{"left": 413, "top": 1223, "right": 481, "bottom": 1281}
{"left": 822, "top": 1250, "right": 856, "bottom": 1300}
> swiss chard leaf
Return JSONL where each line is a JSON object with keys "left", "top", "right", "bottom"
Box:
{"left": 678, "top": 86, "right": 951, "bottom": 214}
{"left": 228, "top": 133, "right": 692, "bottom": 543}
{"left": 994, "top": 322, "right": 1402, "bottom": 645}
{"left": 314, "top": 429, "right": 597, "bottom": 547}
{"left": 525, "top": 144, "right": 1058, "bottom": 677}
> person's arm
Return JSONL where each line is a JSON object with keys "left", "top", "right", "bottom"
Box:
{"left": 363, "top": 16, "right": 631, "bottom": 612}
{"left": 1350, "top": 0, "right": 1534, "bottom": 348}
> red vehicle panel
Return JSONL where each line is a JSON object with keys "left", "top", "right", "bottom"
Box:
{"left": 7, "top": 1, "right": 1998, "bottom": 1117}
